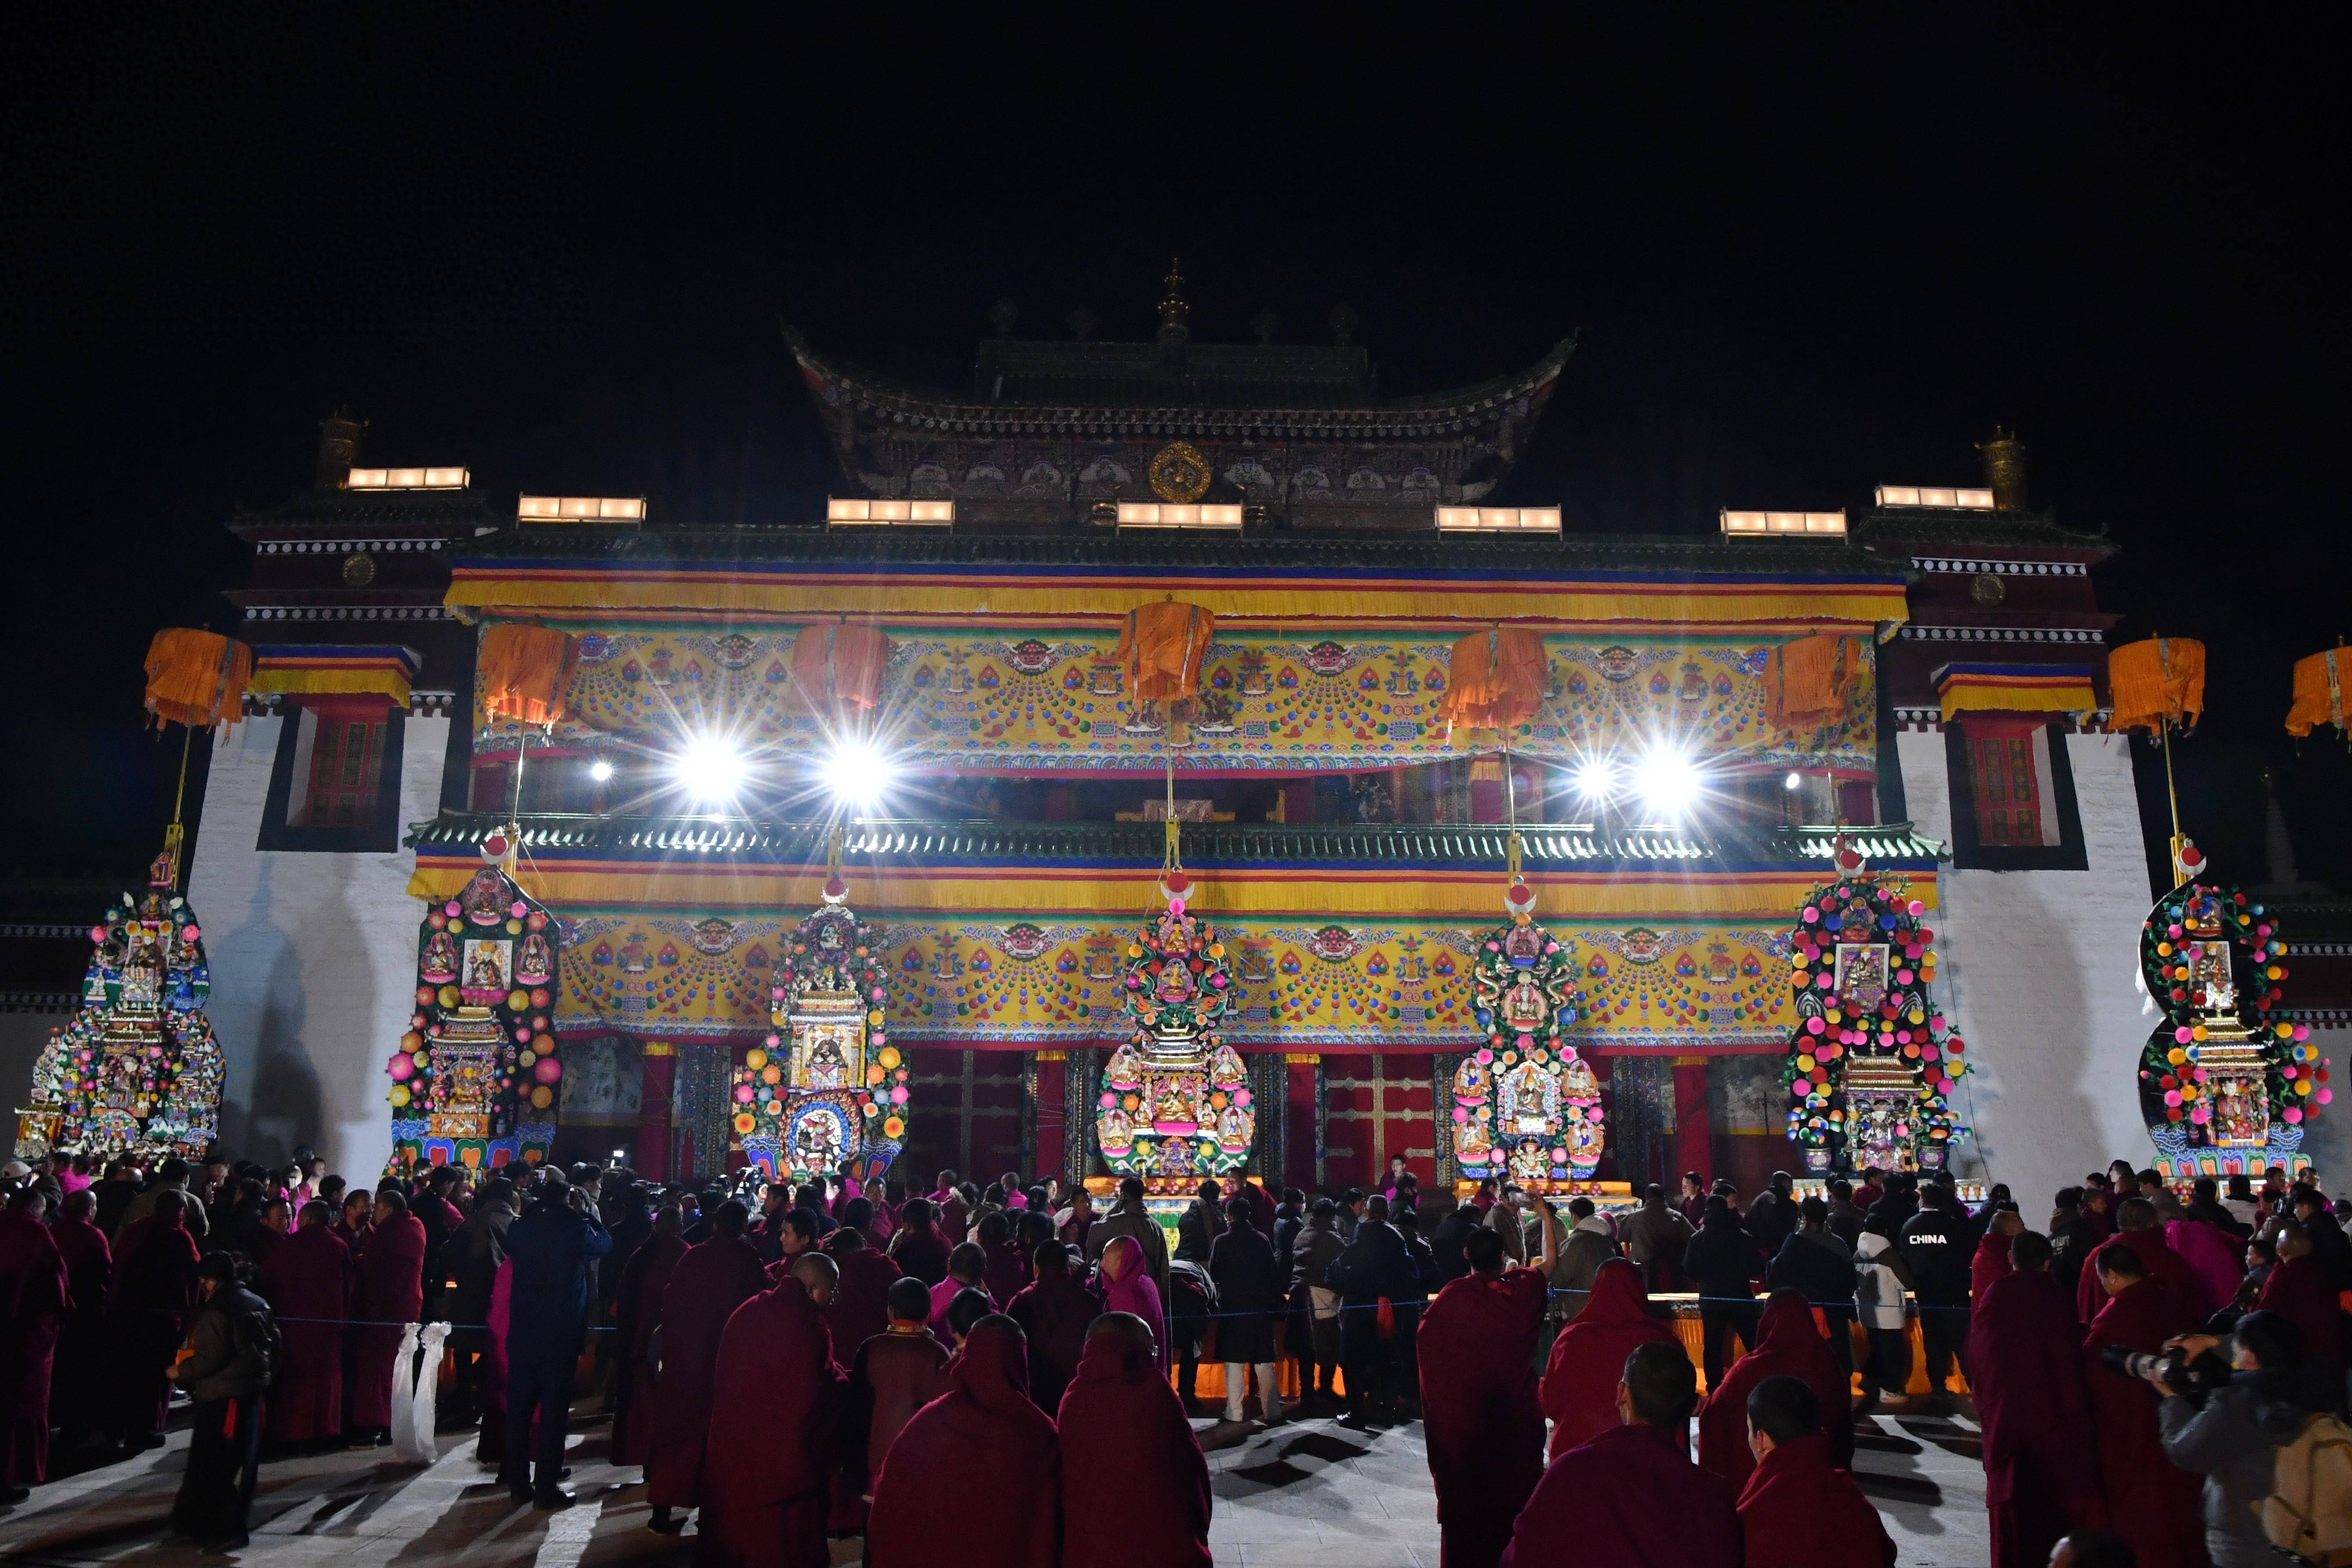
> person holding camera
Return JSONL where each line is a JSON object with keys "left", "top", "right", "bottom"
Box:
{"left": 2082, "top": 1244, "right": 2205, "bottom": 1568}
{"left": 2146, "top": 1312, "right": 2322, "bottom": 1567}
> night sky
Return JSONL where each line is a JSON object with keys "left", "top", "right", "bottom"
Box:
{"left": 7, "top": 13, "right": 2345, "bottom": 897}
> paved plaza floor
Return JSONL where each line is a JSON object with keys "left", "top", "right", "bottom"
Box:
{"left": 0, "top": 1402, "right": 1992, "bottom": 1568}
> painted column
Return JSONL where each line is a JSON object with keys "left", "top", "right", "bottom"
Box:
{"left": 1032, "top": 1051, "right": 1067, "bottom": 1186}
{"left": 636, "top": 1041, "right": 676, "bottom": 1180}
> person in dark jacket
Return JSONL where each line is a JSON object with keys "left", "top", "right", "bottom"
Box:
{"left": 498, "top": 1174, "right": 612, "bottom": 1508}
{"left": 1208, "top": 1197, "right": 1284, "bottom": 1424}
{"left": 1682, "top": 1197, "right": 1767, "bottom": 1387}
{"left": 2046, "top": 1187, "right": 2097, "bottom": 1302}
{"left": 167, "top": 1253, "right": 277, "bottom": 1553}
{"left": 1618, "top": 1184, "right": 1693, "bottom": 1292}
{"left": 1899, "top": 1186, "right": 1974, "bottom": 1408}
{"left": 887, "top": 1197, "right": 951, "bottom": 1286}
{"left": 1324, "top": 1195, "right": 1425, "bottom": 1429}
{"left": 1393, "top": 1208, "right": 1438, "bottom": 1417}
{"left": 2154, "top": 1311, "right": 2318, "bottom": 1568}
{"left": 1746, "top": 1171, "right": 1800, "bottom": 1257}
{"left": 1429, "top": 1201, "right": 1482, "bottom": 1288}
{"left": 1823, "top": 1178, "right": 1867, "bottom": 1250}
{"left": 1288, "top": 1199, "right": 1347, "bottom": 1409}
{"left": 1271, "top": 1189, "right": 1304, "bottom": 1274}
{"left": 1174, "top": 1179, "right": 1226, "bottom": 1265}
{"left": 1768, "top": 1197, "right": 1857, "bottom": 1384}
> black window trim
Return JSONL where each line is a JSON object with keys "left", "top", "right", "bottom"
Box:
{"left": 256, "top": 703, "right": 408, "bottom": 854}
{"left": 1944, "top": 718, "right": 2088, "bottom": 871}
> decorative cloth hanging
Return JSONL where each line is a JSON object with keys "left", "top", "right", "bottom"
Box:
{"left": 478, "top": 623, "right": 580, "bottom": 727}
{"left": 1116, "top": 600, "right": 1216, "bottom": 703}
{"left": 247, "top": 645, "right": 421, "bottom": 708}
{"left": 1931, "top": 661, "right": 2097, "bottom": 725}
{"left": 2107, "top": 636, "right": 2205, "bottom": 735}
{"left": 1763, "top": 633, "right": 1861, "bottom": 732}
{"left": 2286, "top": 647, "right": 2346, "bottom": 739}
{"left": 1439, "top": 625, "right": 1547, "bottom": 735}
{"left": 789, "top": 620, "right": 890, "bottom": 713}
{"left": 142, "top": 629, "right": 253, "bottom": 730}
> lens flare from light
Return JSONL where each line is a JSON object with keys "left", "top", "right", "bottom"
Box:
{"left": 822, "top": 739, "right": 897, "bottom": 808}
{"left": 1572, "top": 758, "right": 1619, "bottom": 801}
{"left": 1633, "top": 746, "right": 1703, "bottom": 818}
{"left": 672, "top": 735, "right": 747, "bottom": 803}
{"left": 589, "top": 757, "right": 616, "bottom": 783}
{"left": 1783, "top": 771, "right": 1802, "bottom": 792}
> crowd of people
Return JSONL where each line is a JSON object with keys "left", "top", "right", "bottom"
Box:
{"left": 0, "top": 1146, "right": 2345, "bottom": 1568}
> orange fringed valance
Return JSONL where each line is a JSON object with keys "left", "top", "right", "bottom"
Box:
{"left": 143, "top": 629, "right": 253, "bottom": 730}
{"left": 789, "top": 621, "right": 890, "bottom": 712}
{"left": 1117, "top": 601, "right": 1216, "bottom": 703}
{"left": 1764, "top": 633, "right": 1861, "bottom": 731}
{"left": 1440, "top": 625, "right": 1548, "bottom": 734}
{"left": 2287, "top": 647, "right": 2346, "bottom": 738}
{"left": 2108, "top": 637, "right": 2205, "bottom": 735}
{"left": 479, "top": 624, "right": 580, "bottom": 727}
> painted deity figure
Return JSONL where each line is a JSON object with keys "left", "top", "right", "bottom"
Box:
{"left": 1568, "top": 1114, "right": 1604, "bottom": 1164}
{"left": 1098, "top": 1107, "right": 1135, "bottom": 1152}
{"left": 1217, "top": 1102, "right": 1250, "bottom": 1150}
{"left": 802, "top": 1034, "right": 849, "bottom": 1090}
{"left": 1836, "top": 944, "right": 1888, "bottom": 1012}
{"left": 1502, "top": 922, "right": 1545, "bottom": 965}
{"left": 1457, "top": 1115, "right": 1493, "bottom": 1167}
{"left": 120, "top": 928, "right": 164, "bottom": 1011}
{"left": 515, "top": 930, "right": 555, "bottom": 984}
{"left": 461, "top": 869, "right": 509, "bottom": 926}
{"left": 791, "top": 1112, "right": 844, "bottom": 1171}
{"left": 467, "top": 947, "right": 508, "bottom": 991}
{"left": 1152, "top": 1074, "right": 1198, "bottom": 1128}
{"left": 421, "top": 928, "right": 460, "bottom": 982}
{"left": 1452, "top": 1055, "right": 1491, "bottom": 1104}
{"left": 1156, "top": 961, "right": 1197, "bottom": 1006}
{"left": 1104, "top": 1042, "right": 1144, "bottom": 1088}
{"left": 1508, "top": 1140, "right": 1548, "bottom": 1182}
{"left": 1502, "top": 972, "right": 1550, "bottom": 1031}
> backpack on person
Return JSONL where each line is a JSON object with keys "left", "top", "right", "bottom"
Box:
{"left": 2259, "top": 1410, "right": 2352, "bottom": 1566}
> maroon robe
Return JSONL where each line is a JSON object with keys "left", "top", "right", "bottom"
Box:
{"left": 645, "top": 1235, "right": 768, "bottom": 1509}
{"left": 868, "top": 1319, "right": 1059, "bottom": 1568}
{"left": 846, "top": 1327, "right": 951, "bottom": 1497}
{"left": 1736, "top": 1432, "right": 1895, "bottom": 1568}
{"left": 2082, "top": 1279, "right": 2207, "bottom": 1568}
{"left": 611, "top": 1231, "right": 687, "bottom": 1468}
{"left": 1538, "top": 1258, "right": 1676, "bottom": 1460}
{"left": 1007, "top": 1269, "right": 1101, "bottom": 1414}
{"left": 256, "top": 1222, "right": 354, "bottom": 1442}
{"left": 984, "top": 1237, "right": 1030, "bottom": 1308}
{"left": 1697, "top": 1290, "right": 1851, "bottom": 1489}
{"left": 350, "top": 1210, "right": 425, "bottom": 1427}
{"left": 1056, "top": 1327, "right": 1210, "bottom": 1568}
{"left": 825, "top": 1242, "right": 901, "bottom": 1367}
{"left": 2257, "top": 1254, "right": 2344, "bottom": 1373}
{"left": 698, "top": 1280, "right": 845, "bottom": 1568}
{"left": 1971, "top": 1229, "right": 2013, "bottom": 1303}
{"left": 1499, "top": 1423, "right": 1741, "bottom": 1568}
{"left": 48, "top": 1213, "right": 109, "bottom": 1430}
{"left": 1418, "top": 1266, "right": 1548, "bottom": 1568}
{"left": 2075, "top": 1227, "right": 2201, "bottom": 1323}
{"left": 106, "top": 1211, "right": 198, "bottom": 1439}
{"left": 0, "top": 1210, "right": 70, "bottom": 1484}
{"left": 1969, "top": 1269, "right": 2106, "bottom": 1568}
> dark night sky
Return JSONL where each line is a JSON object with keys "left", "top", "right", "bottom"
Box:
{"left": 5, "top": 12, "right": 2345, "bottom": 897}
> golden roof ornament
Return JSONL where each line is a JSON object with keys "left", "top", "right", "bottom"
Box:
{"left": 1157, "top": 257, "right": 1189, "bottom": 335}
{"left": 1148, "top": 440, "right": 1212, "bottom": 503}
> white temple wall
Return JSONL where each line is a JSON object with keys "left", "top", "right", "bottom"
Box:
{"left": 1898, "top": 730, "right": 2160, "bottom": 1212}
{"left": 187, "top": 714, "right": 447, "bottom": 1179}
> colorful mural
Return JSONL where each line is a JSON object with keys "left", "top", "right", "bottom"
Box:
{"left": 480, "top": 625, "right": 1877, "bottom": 775}
{"left": 555, "top": 910, "right": 1798, "bottom": 1051}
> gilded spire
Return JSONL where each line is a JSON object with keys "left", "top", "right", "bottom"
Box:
{"left": 1157, "top": 257, "right": 1189, "bottom": 335}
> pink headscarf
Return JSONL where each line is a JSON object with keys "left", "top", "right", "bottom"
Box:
{"left": 1099, "top": 1236, "right": 1168, "bottom": 1373}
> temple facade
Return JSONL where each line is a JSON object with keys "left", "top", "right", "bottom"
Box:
{"left": 151, "top": 301, "right": 2350, "bottom": 1205}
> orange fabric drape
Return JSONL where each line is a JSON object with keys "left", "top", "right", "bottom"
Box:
{"left": 143, "top": 629, "right": 253, "bottom": 730}
{"left": 1763, "top": 633, "right": 1860, "bottom": 731}
{"left": 2108, "top": 637, "right": 2206, "bottom": 735}
{"left": 2286, "top": 648, "right": 2345, "bottom": 738}
{"left": 479, "top": 624, "right": 580, "bottom": 727}
{"left": 789, "top": 622, "right": 890, "bottom": 712}
{"left": 1116, "top": 601, "right": 1215, "bottom": 703}
{"left": 1440, "top": 625, "right": 1547, "bottom": 733}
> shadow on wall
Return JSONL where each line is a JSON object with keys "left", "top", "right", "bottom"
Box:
{"left": 215, "top": 859, "right": 322, "bottom": 1167}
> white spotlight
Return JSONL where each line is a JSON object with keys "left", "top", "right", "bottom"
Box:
{"left": 1572, "top": 758, "right": 1618, "bottom": 801}
{"left": 1633, "top": 746, "right": 1702, "bottom": 818}
{"left": 822, "top": 738, "right": 896, "bottom": 808}
{"left": 589, "top": 757, "right": 616, "bottom": 783}
{"left": 1783, "top": 771, "right": 1802, "bottom": 792}
{"left": 673, "top": 735, "right": 746, "bottom": 804}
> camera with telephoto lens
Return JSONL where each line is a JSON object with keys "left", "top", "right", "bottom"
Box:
{"left": 2098, "top": 1342, "right": 2230, "bottom": 1399}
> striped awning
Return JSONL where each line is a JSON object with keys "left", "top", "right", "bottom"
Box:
{"left": 1932, "top": 662, "right": 2097, "bottom": 724}
{"left": 247, "top": 645, "right": 422, "bottom": 706}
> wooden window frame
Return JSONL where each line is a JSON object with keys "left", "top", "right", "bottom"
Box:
{"left": 1944, "top": 718, "right": 2087, "bottom": 871}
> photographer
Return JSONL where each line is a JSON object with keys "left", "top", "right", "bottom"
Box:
{"left": 2082, "top": 1244, "right": 2203, "bottom": 1568}
{"left": 2148, "top": 1312, "right": 2319, "bottom": 1567}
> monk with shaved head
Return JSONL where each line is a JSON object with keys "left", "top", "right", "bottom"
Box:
{"left": 695, "top": 1249, "right": 844, "bottom": 1568}
{"left": 1056, "top": 1312, "right": 1209, "bottom": 1568}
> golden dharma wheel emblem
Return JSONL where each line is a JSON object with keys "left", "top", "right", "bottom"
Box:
{"left": 1148, "top": 440, "right": 1213, "bottom": 504}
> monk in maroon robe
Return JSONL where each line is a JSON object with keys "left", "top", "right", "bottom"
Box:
{"left": 1538, "top": 1256, "right": 1676, "bottom": 1460}
{"left": 2080, "top": 1245, "right": 2206, "bottom": 1568}
{"left": 1006, "top": 1243, "right": 1100, "bottom": 1414}
{"left": 48, "top": 1189, "right": 110, "bottom": 1443}
{"left": 824, "top": 1224, "right": 902, "bottom": 1370}
{"left": 1501, "top": 1341, "right": 1740, "bottom": 1568}
{"left": 256, "top": 1199, "right": 355, "bottom": 1445}
{"left": 868, "top": 1315, "right": 1059, "bottom": 1568}
{"left": 1972, "top": 1211, "right": 2019, "bottom": 1302}
{"left": 1969, "top": 1232, "right": 2106, "bottom": 1568}
{"left": 845, "top": 1277, "right": 952, "bottom": 1503}
{"left": 698, "top": 1255, "right": 845, "bottom": 1568}
{"left": 611, "top": 1207, "right": 686, "bottom": 1469}
{"left": 1736, "top": 1374, "right": 1895, "bottom": 1568}
{"left": 350, "top": 1189, "right": 426, "bottom": 1433}
{"left": 0, "top": 1189, "right": 71, "bottom": 1487}
{"left": 1697, "top": 1289, "right": 1851, "bottom": 1489}
{"left": 2259, "top": 1225, "right": 2345, "bottom": 1386}
{"left": 1416, "top": 1228, "right": 1547, "bottom": 1568}
{"left": 106, "top": 1189, "right": 199, "bottom": 1449}
{"left": 1057, "top": 1312, "right": 1209, "bottom": 1568}
{"left": 646, "top": 1202, "right": 768, "bottom": 1528}
{"left": 2074, "top": 1200, "right": 2200, "bottom": 1322}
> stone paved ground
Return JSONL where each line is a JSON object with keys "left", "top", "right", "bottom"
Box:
{"left": 0, "top": 1403, "right": 1991, "bottom": 1568}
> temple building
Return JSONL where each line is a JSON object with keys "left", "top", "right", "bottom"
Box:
{"left": 140, "top": 282, "right": 2348, "bottom": 1205}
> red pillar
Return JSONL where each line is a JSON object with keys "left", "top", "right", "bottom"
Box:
{"left": 1670, "top": 1055, "right": 1711, "bottom": 1183}
{"left": 1034, "top": 1052, "right": 1068, "bottom": 1183}
{"left": 636, "top": 1041, "right": 676, "bottom": 1181}
{"left": 1285, "top": 1056, "right": 1319, "bottom": 1191}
